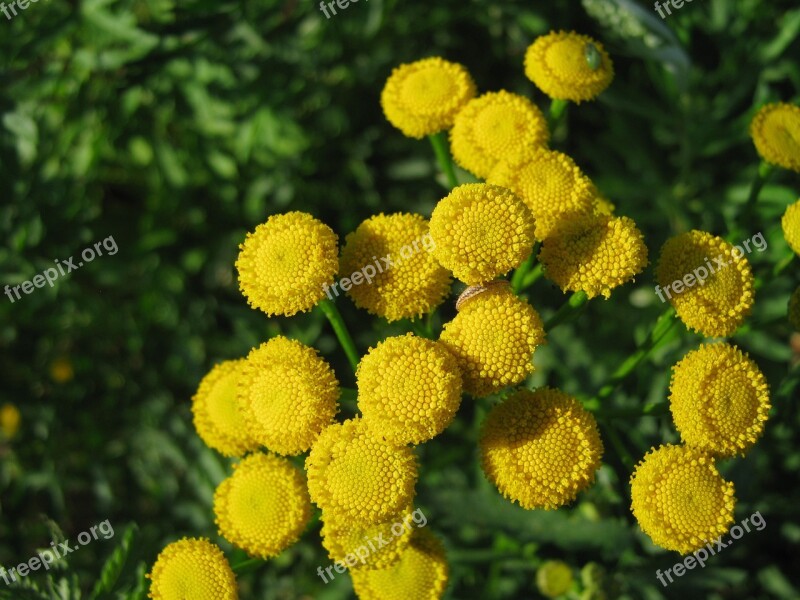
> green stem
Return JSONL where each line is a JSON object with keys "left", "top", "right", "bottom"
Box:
{"left": 602, "top": 422, "right": 634, "bottom": 468}
{"left": 510, "top": 247, "right": 538, "bottom": 293}
{"left": 549, "top": 98, "right": 569, "bottom": 122}
{"left": 429, "top": 132, "right": 459, "bottom": 189}
{"left": 520, "top": 263, "right": 545, "bottom": 289}
{"left": 738, "top": 161, "right": 773, "bottom": 229}
{"left": 231, "top": 558, "right": 263, "bottom": 573}
{"left": 318, "top": 299, "right": 360, "bottom": 373}
{"left": 544, "top": 291, "right": 589, "bottom": 331}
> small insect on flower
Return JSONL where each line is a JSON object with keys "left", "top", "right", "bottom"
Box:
{"left": 585, "top": 42, "right": 602, "bottom": 70}
{"left": 147, "top": 538, "right": 238, "bottom": 600}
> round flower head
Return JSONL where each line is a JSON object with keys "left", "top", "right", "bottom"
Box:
{"left": 236, "top": 212, "right": 338, "bottom": 317}
{"left": 381, "top": 57, "right": 476, "bottom": 139}
{"left": 669, "top": 343, "right": 770, "bottom": 457}
{"left": 749, "top": 103, "right": 800, "bottom": 171}
{"left": 449, "top": 91, "right": 549, "bottom": 178}
{"left": 480, "top": 388, "right": 603, "bottom": 509}
{"left": 656, "top": 231, "right": 755, "bottom": 337}
{"left": 357, "top": 334, "right": 462, "bottom": 446}
{"left": 305, "top": 418, "right": 418, "bottom": 526}
{"left": 781, "top": 199, "right": 800, "bottom": 255}
{"left": 192, "top": 360, "right": 259, "bottom": 457}
{"left": 214, "top": 453, "right": 310, "bottom": 559}
{"left": 0, "top": 403, "right": 20, "bottom": 440}
{"left": 351, "top": 529, "right": 449, "bottom": 600}
{"left": 339, "top": 213, "right": 451, "bottom": 322}
{"left": 536, "top": 560, "right": 574, "bottom": 599}
{"left": 524, "top": 31, "right": 614, "bottom": 102}
{"left": 147, "top": 538, "right": 238, "bottom": 600}
{"left": 238, "top": 336, "right": 339, "bottom": 456}
{"left": 539, "top": 214, "right": 648, "bottom": 298}
{"left": 790, "top": 286, "right": 800, "bottom": 330}
{"left": 630, "top": 445, "right": 735, "bottom": 554}
{"left": 439, "top": 284, "right": 545, "bottom": 397}
{"left": 429, "top": 183, "right": 535, "bottom": 285}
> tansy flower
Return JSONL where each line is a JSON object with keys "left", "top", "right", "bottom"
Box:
{"left": 214, "top": 453, "right": 310, "bottom": 559}
{"left": 536, "top": 560, "right": 574, "bottom": 599}
{"left": 789, "top": 286, "right": 800, "bottom": 330}
{"left": 381, "top": 57, "right": 476, "bottom": 139}
{"left": 524, "top": 31, "right": 614, "bottom": 102}
{"left": 0, "top": 403, "right": 20, "bottom": 440}
{"left": 147, "top": 538, "right": 238, "bottom": 600}
{"left": 749, "top": 103, "right": 800, "bottom": 172}
{"left": 192, "top": 359, "right": 259, "bottom": 457}
{"left": 236, "top": 212, "right": 338, "bottom": 317}
{"left": 357, "top": 334, "right": 462, "bottom": 446}
{"left": 781, "top": 199, "right": 800, "bottom": 254}
{"left": 305, "top": 418, "right": 418, "bottom": 526}
{"left": 592, "top": 191, "right": 615, "bottom": 216}
{"left": 449, "top": 91, "right": 549, "bottom": 178}
{"left": 669, "top": 343, "right": 770, "bottom": 457}
{"left": 655, "top": 231, "right": 754, "bottom": 337}
{"left": 480, "top": 388, "right": 603, "bottom": 509}
{"left": 49, "top": 357, "right": 74, "bottom": 383}
{"left": 630, "top": 445, "right": 735, "bottom": 554}
{"left": 339, "top": 213, "right": 451, "bottom": 322}
{"left": 351, "top": 529, "right": 449, "bottom": 600}
{"left": 439, "top": 284, "right": 545, "bottom": 397}
{"left": 429, "top": 183, "right": 535, "bottom": 285}
{"left": 539, "top": 214, "right": 648, "bottom": 298}
{"left": 238, "top": 336, "right": 339, "bottom": 456}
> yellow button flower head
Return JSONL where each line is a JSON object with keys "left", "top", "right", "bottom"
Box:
{"left": 429, "top": 183, "right": 535, "bottom": 285}
{"left": 536, "top": 560, "right": 574, "bottom": 598}
{"left": 669, "top": 343, "right": 770, "bottom": 457}
{"left": 238, "top": 336, "right": 339, "bottom": 456}
{"left": 306, "top": 418, "right": 418, "bottom": 526}
{"left": 480, "top": 388, "right": 603, "bottom": 510}
{"left": 214, "top": 452, "right": 310, "bottom": 559}
{"left": 351, "top": 529, "right": 449, "bottom": 600}
{"left": 630, "top": 445, "right": 735, "bottom": 554}
{"left": 439, "top": 284, "right": 545, "bottom": 397}
{"left": 339, "top": 213, "right": 451, "bottom": 322}
{"left": 381, "top": 57, "right": 476, "bottom": 139}
{"left": 781, "top": 199, "right": 800, "bottom": 254}
{"left": 539, "top": 214, "right": 648, "bottom": 298}
{"left": 357, "top": 334, "right": 462, "bottom": 446}
{"left": 0, "top": 403, "right": 20, "bottom": 440}
{"left": 524, "top": 31, "right": 614, "bottom": 102}
{"left": 449, "top": 91, "right": 549, "bottom": 178}
{"left": 147, "top": 537, "right": 238, "bottom": 600}
{"left": 192, "top": 359, "right": 259, "bottom": 457}
{"left": 49, "top": 357, "right": 74, "bottom": 383}
{"left": 789, "top": 286, "right": 800, "bottom": 330}
{"left": 236, "top": 212, "right": 338, "bottom": 317}
{"left": 656, "top": 231, "right": 754, "bottom": 337}
{"left": 749, "top": 103, "right": 800, "bottom": 171}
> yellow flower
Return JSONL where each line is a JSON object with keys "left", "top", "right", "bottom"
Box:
{"left": 669, "top": 343, "right": 770, "bottom": 457}
{"left": 236, "top": 212, "right": 338, "bottom": 317}
{"left": 539, "top": 214, "right": 648, "bottom": 298}
{"left": 439, "top": 284, "right": 545, "bottom": 397}
{"left": 429, "top": 183, "right": 535, "bottom": 285}
{"left": 192, "top": 360, "right": 259, "bottom": 457}
{"left": 781, "top": 199, "right": 800, "bottom": 254}
{"left": 524, "top": 31, "right": 614, "bottom": 102}
{"left": 0, "top": 403, "right": 20, "bottom": 440}
{"left": 536, "top": 560, "right": 574, "bottom": 598}
{"left": 306, "top": 418, "right": 418, "bottom": 526}
{"left": 789, "top": 286, "right": 800, "bottom": 330}
{"left": 749, "top": 103, "right": 800, "bottom": 171}
{"left": 214, "top": 453, "right": 310, "bottom": 559}
{"left": 381, "top": 57, "right": 476, "bottom": 139}
{"left": 592, "top": 192, "right": 615, "bottom": 216}
{"left": 357, "top": 334, "right": 462, "bottom": 446}
{"left": 339, "top": 213, "right": 451, "bottom": 322}
{"left": 49, "top": 357, "right": 74, "bottom": 383}
{"left": 630, "top": 445, "right": 735, "bottom": 554}
{"left": 147, "top": 538, "right": 238, "bottom": 600}
{"left": 655, "top": 231, "right": 754, "bottom": 337}
{"left": 351, "top": 529, "right": 449, "bottom": 600}
{"left": 238, "top": 336, "right": 339, "bottom": 456}
{"left": 480, "top": 388, "right": 603, "bottom": 510}
{"left": 449, "top": 91, "right": 549, "bottom": 178}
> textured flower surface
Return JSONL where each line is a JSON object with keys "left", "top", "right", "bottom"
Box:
{"left": 536, "top": 560, "right": 574, "bottom": 599}
{"left": 790, "top": 286, "right": 800, "bottom": 330}
{"left": 630, "top": 444, "right": 736, "bottom": 554}
{"left": 381, "top": 57, "right": 476, "bottom": 139}
{"left": 750, "top": 103, "right": 800, "bottom": 171}
{"left": 429, "top": 183, "right": 535, "bottom": 285}
{"left": 147, "top": 538, "right": 238, "bottom": 600}
{"left": 236, "top": 212, "right": 338, "bottom": 317}
{"left": 781, "top": 199, "right": 800, "bottom": 255}
{"left": 480, "top": 388, "right": 603, "bottom": 509}
{"left": 238, "top": 336, "right": 339, "bottom": 456}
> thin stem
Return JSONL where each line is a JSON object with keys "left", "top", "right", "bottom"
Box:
{"left": 602, "top": 422, "right": 634, "bottom": 468}
{"left": 429, "top": 132, "right": 459, "bottom": 189}
{"left": 231, "top": 558, "right": 263, "bottom": 573}
{"left": 738, "top": 161, "right": 773, "bottom": 229}
{"left": 544, "top": 291, "right": 589, "bottom": 331}
{"left": 520, "top": 263, "right": 545, "bottom": 289}
{"left": 510, "top": 247, "right": 538, "bottom": 293}
{"left": 318, "top": 299, "right": 360, "bottom": 373}
{"left": 549, "top": 98, "right": 569, "bottom": 122}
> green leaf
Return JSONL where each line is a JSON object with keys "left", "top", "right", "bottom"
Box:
{"left": 89, "top": 524, "right": 138, "bottom": 599}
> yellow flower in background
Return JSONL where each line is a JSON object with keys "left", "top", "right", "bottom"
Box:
{"left": 0, "top": 403, "right": 20, "bottom": 440}
{"left": 536, "top": 560, "right": 574, "bottom": 598}
{"left": 429, "top": 183, "right": 535, "bottom": 285}
{"left": 381, "top": 57, "right": 476, "bottom": 139}
{"left": 49, "top": 357, "right": 74, "bottom": 383}
{"left": 147, "top": 537, "right": 238, "bottom": 600}
{"left": 238, "top": 336, "right": 339, "bottom": 456}
{"left": 449, "top": 91, "right": 549, "bottom": 178}
{"left": 357, "top": 334, "right": 462, "bottom": 446}
{"left": 214, "top": 453, "right": 310, "bottom": 559}
{"left": 524, "top": 31, "right": 614, "bottom": 102}
{"left": 789, "top": 286, "right": 800, "bottom": 330}
{"left": 339, "top": 213, "right": 452, "bottom": 322}
{"left": 750, "top": 103, "right": 800, "bottom": 172}
{"left": 236, "top": 212, "right": 338, "bottom": 317}
{"left": 480, "top": 388, "right": 603, "bottom": 510}
{"left": 781, "top": 199, "right": 800, "bottom": 254}
{"left": 669, "top": 343, "right": 770, "bottom": 457}
{"left": 630, "top": 445, "right": 735, "bottom": 554}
